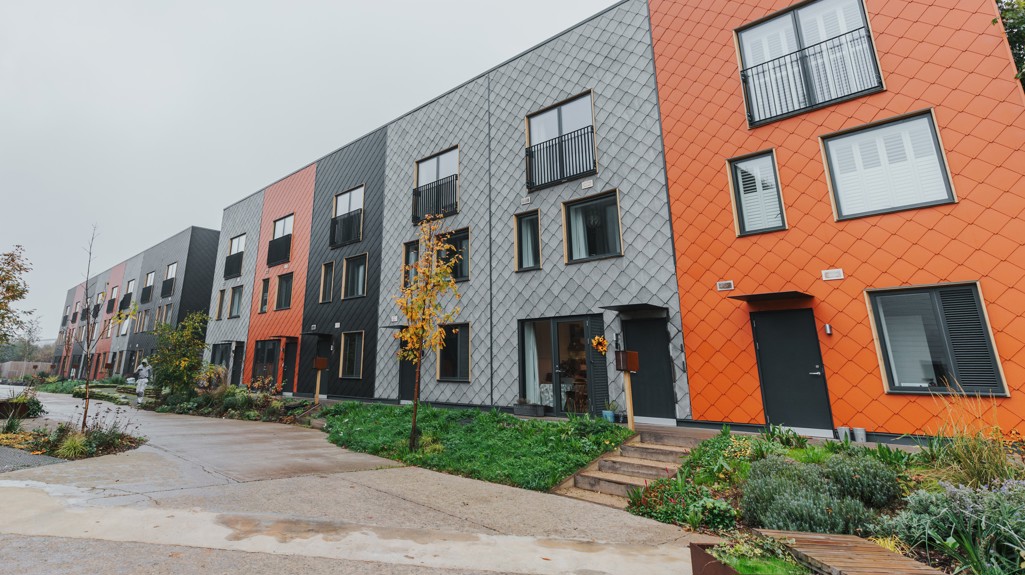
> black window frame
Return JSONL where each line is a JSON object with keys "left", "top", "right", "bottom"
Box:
{"left": 736, "top": 0, "right": 883, "bottom": 127}
{"left": 342, "top": 253, "right": 368, "bottom": 299}
{"left": 525, "top": 91, "right": 597, "bottom": 191}
{"left": 228, "top": 286, "right": 243, "bottom": 319}
{"left": 869, "top": 283, "right": 1005, "bottom": 396}
{"left": 331, "top": 185, "right": 365, "bottom": 247}
{"left": 339, "top": 331, "right": 364, "bottom": 379}
{"left": 441, "top": 228, "right": 469, "bottom": 282}
{"left": 563, "top": 191, "right": 623, "bottom": 264}
{"left": 515, "top": 211, "right": 541, "bottom": 271}
{"left": 438, "top": 323, "right": 470, "bottom": 382}
{"left": 319, "top": 261, "right": 334, "bottom": 304}
{"left": 402, "top": 240, "right": 419, "bottom": 289}
{"left": 823, "top": 112, "right": 955, "bottom": 221}
{"left": 275, "top": 273, "right": 293, "bottom": 310}
{"left": 729, "top": 150, "right": 787, "bottom": 236}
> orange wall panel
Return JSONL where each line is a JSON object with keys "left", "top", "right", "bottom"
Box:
{"left": 244, "top": 164, "right": 316, "bottom": 390}
{"left": 650, "top": 0, "right": 1025, "bottom": 435}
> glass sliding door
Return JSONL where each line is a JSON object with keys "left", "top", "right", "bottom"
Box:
{"left": 521, "top": 317, "right": 590, "bottom": 416}
{"left": 522, "top": 320, "right": 555, "bottom": 410}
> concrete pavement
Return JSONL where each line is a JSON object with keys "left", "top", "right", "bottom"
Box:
{"left": 0, "top": 386, "right": 710, "bottom": 574}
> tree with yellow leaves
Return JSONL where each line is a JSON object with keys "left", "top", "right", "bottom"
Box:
{"left": 394, "top": 215, "right": 461, "bottom": 451}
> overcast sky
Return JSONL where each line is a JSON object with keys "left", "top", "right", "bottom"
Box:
{"left": 0, "top": 0, "right": 618, "bottom": 337}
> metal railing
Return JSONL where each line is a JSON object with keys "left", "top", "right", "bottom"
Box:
{"left": 223, "top": 252, "right": 243, "bottom": 279}
{"left": 412, "top": 175, "right": 458, "bottom": 223}
{"left": 525, "top": 125, "right": 596, "bottom": 190}
{"left": 267, "top": 234, "right": 292, "bottom": 266}
{"left": 140, "top": 285, "right": 153, "bottom": 304}
{"left": 160, "top": 278, "right": 175, "bottom": 298}
{"left": 741, "top": 27, "right": 881, "bottom": 125}
{"left": 330, "top": 209, "right": 363, "bottom": 246}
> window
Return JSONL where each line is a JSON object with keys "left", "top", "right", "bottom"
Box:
{"left": 402, "top": 241, "right": 419, "bottom": 288}
{"left": 824, "top": 113, "right": 953, "bottom": 219}
{"left": 110, "top": 286, "right": 118, "bottom": 303}
{"left": 144, "top": 272, "right": 155, "bottom": 287}
{"left": 738, "top": 0, "right": 881, "bottom": 125}
{"left": 870, "top": 284, "right": 1003, "bottom": 395}
{"left": 229, "top": 285, "right": 244, "bottom": 318}
{"left": 730, "top": 152, "right": 786, "bottom": 235}
{"left": 442, "top": 229, "right": 469, "bottom": 281}
{"left": 276, "top": 273, "right": 293, "bottom": 310}
{"left": 320, "top": 262, "right": 334, "bottom": 303}
{"left": 340, "top": 332, "right": 363, "bottom": 379}
{"left": 73, "top": 302, "right": 80, "bottom": 314}
{"left": 516, "top": 212, "right": 541, "bottom": 270}
{"left": 135, "top": 309, "right": 151, "bottom": 333}
{"left": 564, "top": 192, "right": 622, "bottom": 262}
{"left": 332, "top": 186, "right": 365, "bottom": 246}
{"left": 215, "top": 289, "right": 225, "bottom": 320}
{"left": 229, "top": 234, "right": 246, "bottom": 255}
{"left": 438, "top": 323, "right": 470, "bottom": 381}
{"left": 258, "top": 279, "right": 269, "bottom": 313}
{"left": 96, "top": 292, "right": 104, "bottom": 305}
{"left": 126, "top": 279, "right": 135, "bottom": 295}
{"left": 526, "top": 93, "right": 596, "bottom": 189}
{"left": 165, "top": 262, "right": 177, "bottom": 280}
{"left": 119, "top": 317, "right": 130, "bottom": 336}
{"left": 273, "top": 215, "right": 294, "bottom": 239}
{"left": 343, "top": 254, "right": 367, "bottom": 298}
{"left": 413, "top": 148, "right": 459, "bottom": 223}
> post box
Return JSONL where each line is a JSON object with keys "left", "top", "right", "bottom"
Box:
{"left": 615, "top": 350, "right": 639, "bottom": 373}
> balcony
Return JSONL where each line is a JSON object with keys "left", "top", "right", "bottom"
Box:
{"left": 412, "top": 175, "right": 458, "bottom": 224}
{"left": 525, "top": 125, "right": 597, "bottom": 191}
{"left": 161, "top": 278, "right": 175, "bottom": 298}
{"left": 61, "top": 315, "right": 68, "bottom": 327}
{"left": 119, "top": 293, "right": 132, "bottom": 312}
{"left": 91, "top": 304, "right": 100, "bottom": 318}
{"left": 106, "top": 299, "right": 115, "bottom": 314}
{"left": 70, "top": 312, "right": 78, "bottom": 324}
{"left": 267, "top": 234, "right": 292, "bottom": 266}
{"left": 224, "top": 252, "right": 243, "bottom": 279}
{"left": 741, "top": 27, "right": 882, "bottom": 126}
{"left": 141, "top": 285, "right": 153, "bottom": 304}
{"left": 331, "top": 209, "right": 363, "bottom": 247}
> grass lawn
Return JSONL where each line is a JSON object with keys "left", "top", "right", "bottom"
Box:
{"left": 723, "top": 556, "right": 808, "bottom": 575}
{"left": 322, "top": 402, "right": 633, "bottom": 491}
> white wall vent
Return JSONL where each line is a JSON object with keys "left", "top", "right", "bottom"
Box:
{"left": 821, "top": 268, "right": 845, "bottom": 281}
{"left": 716, "top": 280, "right": 735, "bottom": 291}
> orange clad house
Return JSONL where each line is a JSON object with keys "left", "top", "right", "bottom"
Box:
{"left": 649, "top": 0, "right": 1025, "bottom": 437}
{"left": 244, "top": 165, "right": 316, "bottom": 392}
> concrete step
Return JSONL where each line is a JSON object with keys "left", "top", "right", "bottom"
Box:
{"left": 639, "top": 430, "right": 707, "bottom": 449}
{"left": 598, "top": 456, "right": 679, "bottom": 480}
{"left": 552, "top": 486, "right": 629, "bottom": 510}
{"left": 574, "top": 470, "right": 648, "bottom": 497}
{"left": 620, "top": 442, "right": 690, "bottom": 464}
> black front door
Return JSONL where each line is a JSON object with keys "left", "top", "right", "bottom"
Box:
{"left": 253, "top": 340, "right": 280, "bottom": 386}
{"left": 230, "top": 343, "right": 244, "bottom": 386}
{"left": 751, "top": 309, "right": 833, "bottom": 430}
{"left": 398, "top": 341, "right": 415, "bottom": 401}
{"left": 623, "top": 317, "right": 676, "bottom": 419}
{"left": 281, "top": 341, "right": 298, "bottom": 394}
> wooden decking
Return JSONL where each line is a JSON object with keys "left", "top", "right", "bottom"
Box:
{"left": 756, "top": 530, "right": 944, "bottom": 575}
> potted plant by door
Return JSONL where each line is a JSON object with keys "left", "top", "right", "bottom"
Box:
{"left": 512, "top": 397, "right": 545, "bottom": 417}
{"left": 602, "top": 400, "right": 618, "bottom": 423}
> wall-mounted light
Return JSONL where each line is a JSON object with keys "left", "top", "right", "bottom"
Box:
{"left": 824, "top": 324, "right": 833, "bottom": 336}
{"left": 614, "top": 333, "right": 622, "bottom": 351}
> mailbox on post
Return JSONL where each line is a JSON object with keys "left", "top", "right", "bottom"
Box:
{"left": 313, "top": 357, "right": 329, "bottom": 371}
{"left": 313, "top": 356, "right": 329, "bottom": 404}
{"left": 615, "top": 350, "right": 638, "bottom": 373}
{"left": 614, "top": 350, "right": 640, "bottom": 431}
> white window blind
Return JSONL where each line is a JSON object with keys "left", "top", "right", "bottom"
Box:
{"left": 826, "top": 114, "right": 952, "bottom": 218}
{"left": 732, "top": 153, "right": 784, "bottom": 234}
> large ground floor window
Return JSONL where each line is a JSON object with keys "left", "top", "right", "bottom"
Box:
{"left": 521, "top": 316, "right": 604, "bottom": 415}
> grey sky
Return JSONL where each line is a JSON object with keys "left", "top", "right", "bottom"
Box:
{"left": 0, "top": 0, "right": 619, "bottom": 336}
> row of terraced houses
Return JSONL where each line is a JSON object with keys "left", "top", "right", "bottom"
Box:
{"left": 53, "top": 0, "right": 1025, "bottom": 440}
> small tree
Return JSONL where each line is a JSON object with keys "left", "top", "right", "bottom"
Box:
{"left": 0, "top": 245, "right": 32, "bottom": 345}
{"left": 149, "top": 311, "right": 209, "bottom": 400}
{"left": 997, "top": 0, "right": 1025, "bottom": 84}
{"left": 394, "top": 216, "right": 461, "bottom": 451}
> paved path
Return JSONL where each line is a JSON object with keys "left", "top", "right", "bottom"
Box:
{"left": 0, "top": 445, "right": 63, "bottom": 473}
{"left": 0, "top": 386, "right": 708, "bottom": 574}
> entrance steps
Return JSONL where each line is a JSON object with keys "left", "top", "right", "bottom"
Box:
{"left": 554, "top": 429, "right": 692, "bottom": 508}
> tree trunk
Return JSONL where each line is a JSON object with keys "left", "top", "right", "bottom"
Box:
{"left": 408, "top": 346, "right": 423, "bottom": 452}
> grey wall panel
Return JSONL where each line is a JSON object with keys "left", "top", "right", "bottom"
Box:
{"left": 203, "top": 192, "right": 264, "bottom": 364}
{"left": 126, "top": 228, "right": 196, "bottom": 358}
{"left": 179, "top": 227, "right": 221, "bottom": 322}
{"left": 301, "top": 128, "right": 386, "bottom": 397}
{"left": 376, "top": 76, "right": 493, "bottom": 405}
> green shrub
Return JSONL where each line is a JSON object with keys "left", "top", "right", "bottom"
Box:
{"left": 165, "top": 393, "right": 187, "bottom": 407}
{"left": 789, "top": 445, "right": 831, "bottom": 465}
{"left": 824, "top": 455, "right": 900, "bottom": 509}
{"left": 682, "top": 427, "right": 755, "bottom": 486}
{"left": 36, "top": 380, "right": 80, "bottom": 394}
{"left": 3, "top": 415, "right": 22, "bottom": 433}
{"left": 742, "top": 456, "right": 874, "bottom": 534}
{"left": 627, "top": 472, "right": 711, "bottom": 526}
{"left": 761, "top": 424, "right": 808, "bottom": 448}
{"left": 55, "top": 433, "right": 90, "bottom": 459}
{"left": 686, "top": 496, "right": 737, "bottom": 531}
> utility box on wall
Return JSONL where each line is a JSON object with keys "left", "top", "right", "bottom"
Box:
{"left": 615, "top": 350, "right": 639, "bottom": 373}
{"left": 313, "top": 357, "right": 329, "bottom": 371}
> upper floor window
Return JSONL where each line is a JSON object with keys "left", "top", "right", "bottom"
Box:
{"left": 144, "top": 272, "right": 155, "bottom": 287}
{"left": 125, "top": 279, "right": 135, "bottom": 295}
{"left": 402, "top": 241, "right": 419, "bottom": 288}
{"left": 161, "top": 262, "right": 177, "bottom": 298}
{"left": 258, "top": 279, "right": 269, "bottom": 313}
{"left": 165, "top": 262, "right": 177, "bottom": 279}
{"left": 738, "top": 0, "right": 882, "bottom": 126}
{"left": 526, "top": 93, "right": 596, "bottom": 190}
{"left": 141, "top": 272, "right": 155, "bottom": 304}
{"left": 225, "top": 234, "right": 245, "bottom": 279}
{"left": 229, "top": 285, "right": 244, "bottom": 318}
{"left": 869, "top": 283, "right": 1004, "bottom": 395}
{"left": 441, "top": 229, "right": 469, "bottom": 282}
{"left": 343, "top": 254, "right": 368, "bottom": 299}
{"left": 110, "top": 286, "right": 119, "bottom": 302}
{"left": 320, "top": 262, "right": 334, "bottom": 303}
{"left": 215, "top": 289, "right": 225, "bottom": 320}
{"left": 516, "top": 211, "right": 541, "bottom": 271}
{"left": 564, "top": 192, "right": 622, "bottom": 263}
{"left": 730, "top": 151, "right": 786, "bottom": 235}
{"left": 413, "top": 148, "right": 459, "bottom": 223}
{"left": 268, "top": 215, "right": 294, "bottom": 266}
{"left": 331, "top": 186, "right": 364, "bottom": 246}
{"left": 824, "top": 113, "right": 953, "bottom": 220}
{"left": 229, "top": 234, "right": 246, "bottom": 255}
{"left": 275, "top": 273, "right": 293, "bottom": 310}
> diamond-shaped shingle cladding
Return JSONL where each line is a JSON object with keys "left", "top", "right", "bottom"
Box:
{"left": 650, "top": 0, "right": 1025, "bottom": 435}
{"left": 372, "top": 0, "right": 690, "bottom": 418}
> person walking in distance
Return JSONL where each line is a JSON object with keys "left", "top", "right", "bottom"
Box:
{"left": 135, "top": 360, "right": 152, "bottom": 406}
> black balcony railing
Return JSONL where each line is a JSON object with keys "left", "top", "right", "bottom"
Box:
{"left": 141, "top": 285, "right": 153, "bottom": 304}
{"left": 91, "top": 304, "right": 101, "bottom": 318}
{"left": 161, "top": 278, "right": 175, "bottom": 298}
{"left": 525, "top": 125, "right": 597, "bottom": 190}
{"left": 224, "top": 252, "right": 243, "bottom": 279}
{"left": 267, "top": 234, "right": 292, "bottom": 266}
{"left": 106, "top": 299, "right": 115, "bottom": 314}
{"left": 412, "top": 175, "right": 458, "bottom": 224}
{"left": 741, "top": 27, "right": 882, "bottom": 126}
{"left": 330, "top": 209, "right": 363, "bottom": 246}
{"left": 61, "top": 315, "right": 68, "bottom": 327}
{"left": 119, "top": 293, "right": 132, "bottom": 311}
{"left": 70, "top": 312, "right": 78, "bottom": 324}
